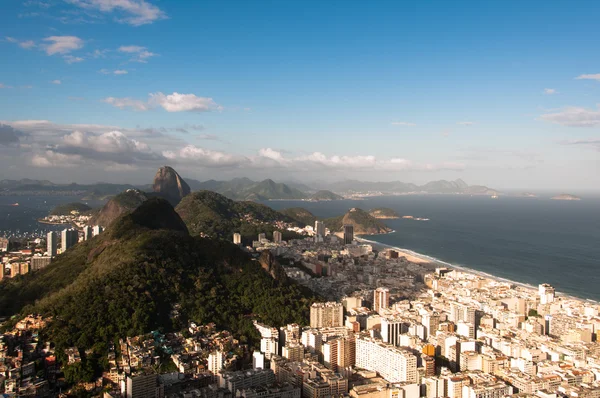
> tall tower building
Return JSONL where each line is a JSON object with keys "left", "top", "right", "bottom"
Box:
{"left": 92, "top": 225, "right": 104, "bottom": 236}
{"left": 273, "top": 231, "right": 282, "bottom": 243}
{"left": 310, "top": 302, "right": 344, "bottom": 328}
{"left": 233, "top": 233, "right": 242, "bottom": 245}
{"left": 315, "top": 220, "right": 325, "bottom": 237}
{"left": 125, "top": 373, "right": 160, "bottom": 398}
{"left": 373, "top": 287, "right": 390, "bottom": 313}
{"left": 83, "top": 225, "right": 93, "bottom": 240}
{"left": 208, "top": 350, "right": 224, "bottom": 374}
{"left": 539, "top": 284, "right": 555, "bottom": 305}
{"left": 343, "top": 224, "right": 354, "bottom": 244}
{"left": 61, "top": 229, "right": 78, "bottom": 252}
{"left": 381, "top": 317, "right": 408, "bottom": 346}
{"left": 47, "top": 231, "right": 57, "bottom": 257}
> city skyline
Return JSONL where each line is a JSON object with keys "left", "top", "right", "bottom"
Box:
{"left": 1, "top": 0, "right": 599, "bottom": 190}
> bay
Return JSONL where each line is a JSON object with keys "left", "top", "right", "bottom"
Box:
{"left": 263, "top": 195, "right": 600, "bottom": 301}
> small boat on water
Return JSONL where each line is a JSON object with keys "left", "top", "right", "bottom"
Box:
{"left": 10, "top": 203, "right": 19, "bottom": 206}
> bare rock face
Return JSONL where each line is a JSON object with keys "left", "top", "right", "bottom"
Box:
{"left": 258, "top": 250, "right": 288, "bottom": 282}
{"left": 152, "top": 166, "right": 191, "bottom": 204}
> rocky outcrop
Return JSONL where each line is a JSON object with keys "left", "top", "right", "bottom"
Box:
{"left": 258, "top": 250, "right": 288, "bottom": 282}
{"left": 152, "top": 166, "right": 191, "bottom": 205}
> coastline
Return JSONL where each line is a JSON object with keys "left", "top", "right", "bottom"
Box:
{"left": 355, "top": 235, "right": 598, "bottom": 304}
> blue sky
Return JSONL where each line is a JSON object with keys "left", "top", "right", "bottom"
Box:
{"left": 0, "top": 0, "right": 599, "bottom": 190}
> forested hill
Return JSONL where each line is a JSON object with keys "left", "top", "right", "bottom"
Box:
{"left": 0, "top": 198, "right": 316, "bottom": 354}
{"left": 175, "top": 190, "right": 302, "bottom": 242}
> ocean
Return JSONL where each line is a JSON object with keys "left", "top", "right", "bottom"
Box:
{"left": 262, "top": 195, "right": 600, "bottom": 302}
{"left": 0, "top": 195, "right": 105, "bottom": 238}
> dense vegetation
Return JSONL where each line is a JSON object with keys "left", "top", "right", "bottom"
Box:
{"left": 310, "top": 190, "right": 343, "bottom": 201}
{"left": 175, "top": 190, "right": 302, "bottom": 243}
{"left": 0, "top": 198, "right": 316, "bottom": 356}
{"left": 368, "top": 207, "right": 400, "bottom": 219}
{"left": 194, "top": 178, "right": 307, "bottom": 200}
{"left": 280, "top": 207, "right": 317, "bottom": 226}
{"left": 90, "top": 189, "right": 149, "bottom": 227}
{"left": 324, "top": 207, "right": 392, "bottom": 235}
{"left": 49, "top": 202, "right": 93, "bottom": 216}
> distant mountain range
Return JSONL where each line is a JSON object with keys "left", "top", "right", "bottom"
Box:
{"left": 322, "top": 178, "right": 498, "bottom": 195}
{"left": 187, "top": 178, "right": 308, "bottom": 201}
{"left": 0, "top": 176, "right": 499, "bottom": 200}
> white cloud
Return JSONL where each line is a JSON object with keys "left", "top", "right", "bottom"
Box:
{"left": 64, "top": 55, "right": 84, "bottom": 64}
{"left": 103, "top": 97, "right": 149, "bottom": 111}
{"left": 164, "top": 145, "right": 245, "bottom": 168}
{"left": 5, "top": 36, "right": 36, "bottom": 49}
{"left": 51, "top": 80, "right": 61, "bottom": 85}
{"left": 118, "top": 45, "right": 156, "bottom": 62}
{"left": 43, "top": 36, "right": 84, "bottom": 55}
{"left": 0, "top": 84, "right": 8, "bottom": 89}
{"left": 104, "top": 92, "right": 222, "bottom": 113}
{"left": 68, "top": 0, "right": 166, "bottom": 26}
{"left": 32, "top": 130, "right": 164, "bottom": 168}
{"left": 391, "top": 122, "right": 416, "bottom": 126}
{"left": 457, "top": 121, "right": 474, "bottom": 126}
{"left": 559, "top": 138, "right": 600, "bottom": 150}
{"left": 63, "top": 130, "right": 150, "bottom": 153}
{"left": 19, "top": 40, "right": 36, "bottom": 49}
{"left": 575, "top": 74, "right": 600, "bottom": 81}
{"left": 164, "top": 145, "right": 465, "bottom": 172}
{"left": 149, "top": 92, "right": 222, "bottom": 113}
{"left": 540, "top": 105, "right": 600, "bottom": 127}
{"left": 32, "top": 151, "right": 82, "bottom": 168}
{"left": 92, "top": 49, "right": 108, "bottom": 58}
{"left": 543, "top": 88, "right": 557, "bottom": 95}
{"left": 100, "top": 69, "right": 128, "bottom": 75}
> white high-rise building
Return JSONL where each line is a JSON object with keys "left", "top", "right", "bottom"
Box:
{"left": 310, "top": 302, "right": 344, "bottom": 328}
{"left": 92, "top": 225, "right": 104, "bottom": 236}
{"left": 208, "top": 350, "right": 224, "bottom": 374}
{"left": 381, "top": 317, "right": 408, "bottom": 346}
{"left": 539, "top": 284, "right": 555, "bottom": 305}
{"left": 47, "top": 231, "right": 57, "bottom": 257}
{"left": 61, "top": 229, "right": 78, "bottom": 252}
{"left": 373, "top": 287, "right": 390, "bottom": 314}
{"left": 273, "top": 231, "right": 282, "bottom": 243}
{"left": 315, "top": 220, "right": 325, "bottom": 237}
{"left": 355, "top": 335, "right": 417, "bottom": 383}
{"left": 254, "top": 321, "right": 279, "bottom": 359}
{"left": 252, "top": 351, "right": 265, "bottom": 369}
{"left": 233, "top": 233, "right": 242, "bottom": 245}
{"left": 83, "top": 225, "right": 93, "bottom": 240}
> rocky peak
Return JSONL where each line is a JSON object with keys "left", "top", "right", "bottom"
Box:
{"left": 152, "top": 166, "right": 191, "bottom": 204}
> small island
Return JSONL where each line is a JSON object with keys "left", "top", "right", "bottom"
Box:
{"left": 520, "top": 192, "right": 537, "bottom": 198}
{"left": 551, "top": 194, "right": 581, "bottom": 201}
{"left": 368, "top": 207, "right": 400, "bottom": 219}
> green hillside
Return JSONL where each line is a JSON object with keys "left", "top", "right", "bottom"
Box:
{"left": 324, "top": 207, "right": 392, "bottom": 235}
{"left": 0, "top": 198, "right": 316, "bottom": 356}
{"left": 280, "top": 207, "right": 317, "bottom": 226}
{"left": 175, "top": 190, "right": 302, "bottom": 243}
